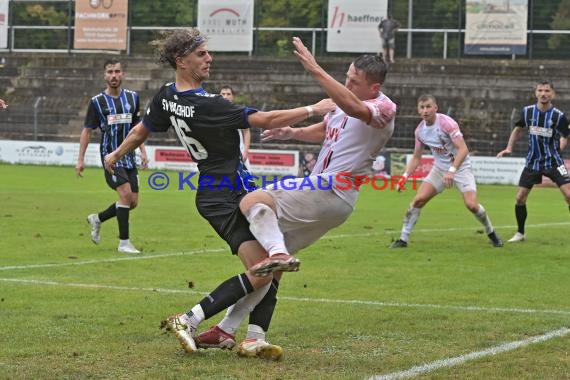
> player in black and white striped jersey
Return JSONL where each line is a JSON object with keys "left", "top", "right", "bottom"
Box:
{"left": 497, "top": 80, "right": 570, "bottom": 242}
{"left": 76, "top": 59, "right": 148, "bottom": 254}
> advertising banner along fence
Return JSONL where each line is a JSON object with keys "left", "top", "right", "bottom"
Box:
{"left": 327, "top": 0, "right": 387, "bottom": 53}
{"left": 198, "top": 0, "right": 254, "bottom": 52}
{"left": 465, "top": 0, "right": 528, "bottom": 55}
{"left": 74, "top": 0, "right": 128, "bottom": 50}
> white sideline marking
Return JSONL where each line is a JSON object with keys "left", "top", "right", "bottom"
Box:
{"left": 368, "top": 327, "right": 570, "bottom": 380}
{"left": 0, "top": 278, "right": 205, "bottom": 295}
{"left": 279, "top": 296, "right": 570, "bottom": 316}
{"left": 1, "top": 278, "right": 569, "bottom": 317}
{"left": 2, "top": 221, "right": 569, "bottom": 272}
{"left": 337, "top": 221, "right": 570, "bottom": 239}
{"left": 0, "top": 248, "right": 226, "bottom": 271}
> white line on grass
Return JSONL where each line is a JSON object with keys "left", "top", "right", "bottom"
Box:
{"left": 343, "top": 221, "right": 570, "bottom": 239}
{"left": 0, "top": 278, "right": 205, "bottom": 294}
{"left": 278, "top": 296, "right": 570, "bottom": 316}
{"left": 368, "top": 327, "right": 570, "bottom": 380}
{"left": 0, "top": 248, "right": 226, "bottom": 271}
{"left": 1, "top": 278, "right": 569, "bottom": 317}
{"left": 2, "top": 221, "right": 569, "bottom": 272}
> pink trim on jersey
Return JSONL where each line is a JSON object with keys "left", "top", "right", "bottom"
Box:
{"left": 310, "top": 92, "right": 396, "bottom": 207}
{"left": 364, "top": 96, "right": 397, "bottom": 129}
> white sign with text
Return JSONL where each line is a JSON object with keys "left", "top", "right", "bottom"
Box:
{"left": 198, "top": 0, "right": 254, "bottom": 52}
{"left": 327, "top": 0, "right": 387, "bottom": 53}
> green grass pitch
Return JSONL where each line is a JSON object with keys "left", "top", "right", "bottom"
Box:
{"left": 0, "top": 164, "right": 568, "bottom": 379}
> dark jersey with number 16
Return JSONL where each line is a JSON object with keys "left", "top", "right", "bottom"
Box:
{"left": 142, "top": 83, "right": 258, "bottom": 223}
{"left": 142, "top": 83, "right": 259, "bottom": 250}
{"left": 142, "top": 83, "right": 257, "bottom": 187}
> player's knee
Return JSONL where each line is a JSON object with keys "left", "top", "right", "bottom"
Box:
{"left": 515, "top": 189, "right": 530, "bottom": 204}
{"left": 247, "top": 272, "right": 273, "bottom": 289}
{"left": 241, "top": 194, "right": 275, "bottom": 220}
{"left": 465, "top": 203, "right": 478, "bottom": 213}
{"left": 411, "top": 198, "right": 426, "bottom": 208}
{"left": 126, "top": 193, "right": 138, "bottom": 209}
{"left": 239, "top": 192, "right": 260, "bottom": 215}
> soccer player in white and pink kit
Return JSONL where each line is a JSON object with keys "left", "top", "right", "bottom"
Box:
{"left": 390, "top": 94, "right": 503, "bottom": 248}
{"left": 194, "top": 37, "right": 396, "bottom": 353}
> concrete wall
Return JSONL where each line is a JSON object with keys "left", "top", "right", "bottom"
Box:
{"left": 1, "top": 53, "right": 568, "bottom": 157}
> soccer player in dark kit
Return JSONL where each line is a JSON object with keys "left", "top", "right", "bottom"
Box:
{"left": 104, "top": 28, "right": 334, "bottom": 359}
{"left": 76, "top": 59, "right": 148, "bottom": 254}
{"left": 497, "top": 80, "right": 570, "bottom": 242}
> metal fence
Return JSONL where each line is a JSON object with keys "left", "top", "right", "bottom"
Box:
{"left": 1, "top": 0, "right": 569, "bottom": 60}
{"left": 1, "top": 0, "right": 569, "bottom": 155}
{"left": 5, "top": 25, "right": 570, "bottom": 60}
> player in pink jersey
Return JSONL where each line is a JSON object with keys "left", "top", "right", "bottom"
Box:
{"left": 195, "top": 37, "right": 396, "bottom": 352}
{"left": 390, "top": 94, "right": 503, "bottom": 248}
{"left": 243, "top": 38, "right": 396, "bottom": 272}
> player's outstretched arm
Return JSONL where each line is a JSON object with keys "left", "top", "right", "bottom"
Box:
{"left": 292, "top": 36, "right": 370, "bottom": 123}
{"left": 248, "top": 98, "right": 334, "bottom": 130}
{"left": 261, "top": 121, "right": 326, "bottom": 143}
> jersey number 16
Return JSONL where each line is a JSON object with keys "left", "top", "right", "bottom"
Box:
{"left": 170, "top": 116, "right": 208, "bottom": 160}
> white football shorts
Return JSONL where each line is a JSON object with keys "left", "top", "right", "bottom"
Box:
{"left": 263, "top": 175, "right": 353, "bottom": 254}
{"left": 425, "top": 165, "right": 477, "bottom": 193}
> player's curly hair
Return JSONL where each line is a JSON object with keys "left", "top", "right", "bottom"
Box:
{"left": 150, "top": 28, "right": 208, "bottom": 69}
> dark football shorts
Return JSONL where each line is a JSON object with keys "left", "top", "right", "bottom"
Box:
{"left": 196, "top": 191, "right": 255, "bottom": 255}
{"left": 518, "top": 165, "right": 570, "bottom": 188}
{"left": 104, "top": 167, "right": 139, "bottom": 192}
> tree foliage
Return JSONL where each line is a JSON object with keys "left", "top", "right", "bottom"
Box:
{"left": 18, "top": 4, "right": 67, "bottom": 25}
{"left": 11, "top": 2, "right": 69, "bottom": 49}
{"left": 129, "top": 0, "right": 196, "bottom": 53}
{"left": 7, "top": 0, "right": 570, "bottom": 58}
{"left": 257, "top": 0, "right": 323, "bottom": 27}
{"left": 256, "top": 0, "right": 324, "bottom": 56}
{"left": 131, "top": 0, "right": 195, "bottom": 26}
{"left": 547, "top": 0, "right": 570, "bottom": 49}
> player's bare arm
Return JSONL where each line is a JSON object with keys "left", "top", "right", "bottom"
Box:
{"left": 75, "top": 128, "right": 93, "bottom": 177}
{"left": 242, "top": 128, "right": 251, "bottom": 161}
{"left": 444, "top": 136, "right": 469, "bottom": 188}
{"left": 292, "top": 36, "right": 371, "bottom": 123}
{"left": 104, "top": 122, "right": 150, "bottom": 172}
{"left": 497, "top": 126, "right": 523, "bottom": 157}
{"left": 138, "top": 142, "right": 149, "bottom": 169}
{"left": 560, "top": 137, "right": 568, "bottom": 151}
{"left": 396, "top": 146, "right": 423, "bottom": 192}
{"left": 262, "top": 121, "right": 326, "bottom": 143}
{"left": 450, "top": 136, "right": 469, "bottom": 169}
{"left": 405, "top": 146, "right": 423, "bottom": 178}
{"left": 248, "top": 98, "right": 334, "bottom": 130}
